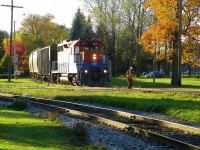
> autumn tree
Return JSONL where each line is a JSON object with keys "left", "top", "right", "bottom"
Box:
{"left": 139, "top": 0, "right": 200, "bottom": 85}
{"left": 20, "top": 33, "right": 44, "bottom": 55}
{"left": 3, "top": 35, "right": 28, "bottom": 71}
{"left": 0, "top": 30, "right": 9, "bottom": 73}
{"left": 0, "top": 30, "right": 9, "bottom": 60}
{"left": 0, "top": 54, "right": 9, "bottom": 73}
{"left": 20, "top": 14, "right": 68, "bottom": 49}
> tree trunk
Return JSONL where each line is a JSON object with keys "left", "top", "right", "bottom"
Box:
{"left": 111, "top": 28, "right": 116, "bottom": 77}
{"left": 136, "top": 0, "right": 144, "bottom": 77}
{"left": 171, "top": 30, "right": 180, "bottom": 85}
{"left": 171, "top": 2, "right": 182, "bottom": 86}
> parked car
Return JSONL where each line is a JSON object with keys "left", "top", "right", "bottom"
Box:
{"left": 143, "top": 72, "right": 150, "bottom": 75}
{"left": 145, "top": 71, "right": 165, "bottom": 78}
{"left": 182, "top": 70, "right": 197, "bottom": 75}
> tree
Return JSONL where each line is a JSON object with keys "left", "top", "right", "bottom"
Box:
{"left": 84, "top": 0, "right": 120, "bottom": 76}
{"left": 20, "top": 33, "right": 44, "bottom": 55}
{"left": 0, "top": 54, "right": 9, "bottom": 73}
{"left": 84, "top": 16, "right": 95, "bottom": 39}
{"left": 70, "top": 8, "right": 87, "bottom": 40}
{"left": 20, "top": 14, "right": 68, "bottom": 47}
{"left": 120, "top": 0, "right": 149, "bottom": 76}
{"left": 3, "top": 36, "right": 28, "bottom": 71}
{"left": 139, "top": 0, "right": 200, "bottom": 85}
{"left": 84, "top": 0, "right": 151, "bottom": 76}
{"left": 0, "top": 30, "right": 9, "bottom": 60}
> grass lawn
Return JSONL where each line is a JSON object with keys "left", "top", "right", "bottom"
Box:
{"left": 0, "top": 105, "right": 103, "bottom": 150}
{"left": 108, "top": 76, "right": 200, "bottom": 89}
{"left": 0, "top": 78, "right": 200, "bottom": 123}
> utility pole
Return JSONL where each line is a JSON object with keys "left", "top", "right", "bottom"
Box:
{"left": 1, "top": 0, "right": 23, "bottom": 82}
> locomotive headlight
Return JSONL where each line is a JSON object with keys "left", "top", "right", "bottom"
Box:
{"left": 103, "top": 69, "right": 107, "bottom": 73}
{"left": 93, "top": 54, "right": 96, "bottom": 60}
{"left": 84, "top": 69, "right": 88, "bottom": 74}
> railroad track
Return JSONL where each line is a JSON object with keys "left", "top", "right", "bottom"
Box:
{"left": 0, "top": 94, "right": 200, "bottom": 150}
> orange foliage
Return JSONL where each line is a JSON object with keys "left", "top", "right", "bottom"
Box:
{"left": 140, "top": 0, "right": 200, "bottom": 67}
{"left": 4, "top": 41, "right": 28, "bottom": 70}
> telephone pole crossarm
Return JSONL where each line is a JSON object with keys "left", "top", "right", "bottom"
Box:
{"left": 1, "top": 4, "right": 23, "bottom": 8}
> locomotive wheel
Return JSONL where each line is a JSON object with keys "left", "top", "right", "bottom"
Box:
{"left": 72, "top": 75, "right": 78, "bottom": 86}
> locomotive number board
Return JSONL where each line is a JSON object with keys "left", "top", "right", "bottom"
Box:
{"left": 80, "top": 42, "right": 99, "bottom": 46}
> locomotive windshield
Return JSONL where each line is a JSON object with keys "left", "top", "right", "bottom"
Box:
{"left": 81, "top": 46, "right": 98, "bottom": 51}
{"left": 80, "top": 41, "right": 99, "bottom": 51}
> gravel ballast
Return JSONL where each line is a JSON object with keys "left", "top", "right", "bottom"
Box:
{"left": 1, "top": 100, "right": 199, "bottom": 150}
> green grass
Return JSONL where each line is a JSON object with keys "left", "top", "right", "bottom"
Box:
{"left": 0, "top": 105, "right": 104, "bottom": 150}
{"left": 0, "top": 77, "right": 200, "bottom": 123}
{"left": 0, "top": 78, "right": 74, "bottom": 88}
{"left": 108, "top": 76, "right": 200, "bottom": 89}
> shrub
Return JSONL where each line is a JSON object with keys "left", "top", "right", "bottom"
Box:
{"left": 45, "top": 110, "right": 61, "bottom": 123}
{"left": 72, "top": 121, "right": 87, "bottom": 137}
{"left": 9, "top": 98, "right": 28, "bottom": 110}
{"left": 145, "top": 104, "right": 165, "bottom": 113}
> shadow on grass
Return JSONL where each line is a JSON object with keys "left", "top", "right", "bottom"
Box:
{"left": 54, "top": 94, "right": 200, "bottom": 123}
{"left": 0, "top": 107, "right": 93, "bottom": 149}
{"left": 0, "top": 123, "right": 67, "bottom": 148}
{"left": 0, "top": 115, "right": 67, "bottom": 149}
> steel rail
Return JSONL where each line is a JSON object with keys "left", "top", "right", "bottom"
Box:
{"left": 0, "top": 94, "right": 200, "bottom": 149}
{"left": 29, "top": 101, "right": 130, "bottom": 130}
{"left": 26, "top": 96, "right": 200, "bottom": 134}
{"left": 29, "top": 100, "right": 200, "bottom": 150}
{"left": 1, "top": 94, "right": 200, "bottom": 135}
{"left": 128, "top": 125, "right": 200, "bottom": 150}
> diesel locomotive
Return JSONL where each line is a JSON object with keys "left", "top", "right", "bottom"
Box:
{"left": 29, "top": 39, "right": 110, "bottom": 86}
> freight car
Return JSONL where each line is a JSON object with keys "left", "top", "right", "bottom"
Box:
{"left": 29, "top": 39, "right": 110, "bottom": 86}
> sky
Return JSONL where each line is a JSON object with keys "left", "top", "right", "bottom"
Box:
{"left": 0, "top": 0, "right": 84, "bottom": 33}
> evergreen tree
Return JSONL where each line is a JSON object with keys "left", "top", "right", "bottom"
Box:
{"left": 70, "top": 8, "right": 85, "bottom": 40}
{"left": 70, "top": 8, "right": 89, "bottom": 40}
{"left": 84, "top": 17, "right": 95, "bottom": 40}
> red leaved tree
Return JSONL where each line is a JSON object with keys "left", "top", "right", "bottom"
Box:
{"left": 5, "top": 42, "right": 28, "bottom": 71}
